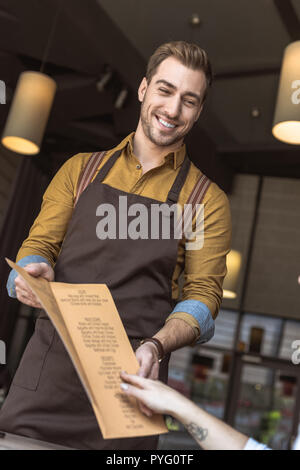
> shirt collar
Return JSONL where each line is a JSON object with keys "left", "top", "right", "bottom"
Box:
{"left": 116, "top": 132, "right": 186, "bottom": 170}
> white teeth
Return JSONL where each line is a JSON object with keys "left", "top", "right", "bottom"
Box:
{"left": 159, "top": 118, "right": 175, "bottom": 128}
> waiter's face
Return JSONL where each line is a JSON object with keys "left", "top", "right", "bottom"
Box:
{"left": 138, "top": 56, "right": 207, "bottom": 147}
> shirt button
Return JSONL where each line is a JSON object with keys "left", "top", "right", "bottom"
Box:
{"left": 136, "top": 164, "right": 141, "bottom": 169}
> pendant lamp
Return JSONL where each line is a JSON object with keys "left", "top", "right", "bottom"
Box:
{"left": 272, "top": 41, "right": 300, "bottom": 145}
{"left": 1, "top": 0, "right": 63, "bottom": 155}
{"left": 1, "top": 72, "right": 56, "bottom": 154}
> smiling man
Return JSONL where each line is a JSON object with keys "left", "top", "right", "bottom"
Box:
{"left": 139, "top": 58, "right": 205, "bottom": 146}
{"left": 1, "top": 41, "right": 231, "bottom": 450}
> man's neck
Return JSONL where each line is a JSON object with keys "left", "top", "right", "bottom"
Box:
{"left": 133, "top": 122, "right": 183, "bottom": 168}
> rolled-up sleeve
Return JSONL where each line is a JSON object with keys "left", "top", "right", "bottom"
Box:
{"left": 166, "top": 184, "right": 232, "bottom": 343}
{"left": 7, "top": 255, "right": 51, "bottom": 298}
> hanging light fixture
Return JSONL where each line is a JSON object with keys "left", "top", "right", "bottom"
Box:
{"left": 1, "top": 72, "right": 56, "bottom": 154}
{"left": 1, "top": 0, "right": 63, "bottom": 155}
{"left": 223, "top": 249, "right": 242, "bottom": 299}
{"left": 272, "top": 40, "right": 300, "bottom": 145}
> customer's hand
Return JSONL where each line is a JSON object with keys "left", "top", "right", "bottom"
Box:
{"left": 15, "top": 262, "right": 54, "bottom": 308}
{"left": 120, "top": 371, "right": 182, "bottom": 417}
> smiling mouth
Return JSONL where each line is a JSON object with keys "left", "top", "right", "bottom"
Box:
{"left": 156, "top": 116, "right": 177, "bottom": 129}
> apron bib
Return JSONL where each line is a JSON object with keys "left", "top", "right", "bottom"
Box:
{"left": 0, "top": 150, "right": 191, "bottom": 449}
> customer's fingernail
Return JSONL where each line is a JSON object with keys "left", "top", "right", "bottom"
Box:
{"left": 120, "top": 383, "right": 129, "bottom": 390}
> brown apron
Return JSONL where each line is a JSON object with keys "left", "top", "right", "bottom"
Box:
{"left": 0, "top": 149, "right": 191, "bottom": 449}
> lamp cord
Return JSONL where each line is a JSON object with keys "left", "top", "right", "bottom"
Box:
{"left": 40, "top": 0, "right": 64, "bottom": 74}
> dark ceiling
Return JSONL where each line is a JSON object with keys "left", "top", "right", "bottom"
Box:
{"left": 0, "top": 0, "right": 300, "bottom": 192}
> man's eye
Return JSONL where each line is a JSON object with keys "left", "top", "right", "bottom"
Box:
{"left": 159, "top": 88, "right": 170, "bottom": 94}
{"left": 185, "top": 100, "right": 196, "bottom": 106}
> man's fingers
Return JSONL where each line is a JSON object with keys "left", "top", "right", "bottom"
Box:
{"left": 16, "top": 293, "right": 42, "bottom": 309}
{"left": 136, "top": 356, "right": 158, "bottom": 379}
{"left": 15, "top": 286, "right": 42, "bottom": 309}
{"left": 15, "top": 274, "right": 43, "bottom": 307}
{"left": 24, "top": 263, "right": 54, "bottom": 281}
{"left": 36, "top": 263, "right": 54, "bottom": 281}
{"left": 135, "top": 342, "right": 159, "bottom": 375}
{"left": 16, "top": 285, "right": 37, "bottom": 302}
{"left": 15, "top": 275, "right": 37, "bottom": 298}
{"left": 15, "top": 275, "right": 31, "bottom": 291}
{"left": 148, "top": 362, "right": 160, "bottom": 380}
{"left": 15, "top": 286, "right": 32, "bottom": 301}
{"left": 137, "top": 363, "right": 149, "bottom": 378}
{"left": 24, "top": 263, "right": 46, "bottom": 277}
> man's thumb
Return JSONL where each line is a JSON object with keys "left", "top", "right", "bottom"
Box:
{"left": 25, "top": 263, "right": 53, "bottom": 280}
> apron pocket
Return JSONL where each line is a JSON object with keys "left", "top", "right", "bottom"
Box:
{"left": 12, "top": 318, "right": 55, "bottom": 391}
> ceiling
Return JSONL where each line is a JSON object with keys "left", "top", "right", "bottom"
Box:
{"left": 0, "top": 0, "right": 300, "bottom": 190}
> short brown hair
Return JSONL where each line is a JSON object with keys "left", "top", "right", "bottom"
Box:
{"left": 146, "top": 41, "right": 213, "bottom": 103}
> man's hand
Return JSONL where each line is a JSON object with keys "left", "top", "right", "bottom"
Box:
{"left": 135, "top": 341, "right": 160, "bottom": 380}
{"left": 134, "top": 341, "right": 160, "bottom": 415}
{"left": 14, "top": 262, "right": 54, "bottom": 308}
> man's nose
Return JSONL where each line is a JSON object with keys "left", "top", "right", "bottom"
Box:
{"left": 164, "top": 96, "right": 181, "bottom": 119}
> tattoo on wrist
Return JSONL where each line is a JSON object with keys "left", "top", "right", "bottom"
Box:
{"left": 186, "top": 422, "right": 208, "bottom": 442}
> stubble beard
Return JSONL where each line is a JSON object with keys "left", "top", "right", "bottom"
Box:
{"left": 140, "top": 101, "right": 186, "bottom": 147}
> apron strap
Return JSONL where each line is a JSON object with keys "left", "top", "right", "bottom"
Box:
{"left": 93, "top": 149, "right": 123, "bottom": 182}
{"left": 188, "top": 173, "right": 211, "bottom": 207}
{"left": 74, "top": 150, "right": 124, "bottom": 206}
{"left": 166, "top": 155, "right": 191, "bottom": 204}
{"left": 174, "top": 173, "right": 211, "bottom": 236}
{"left": 74, "top": 151, "right": 106, "bottom": 206}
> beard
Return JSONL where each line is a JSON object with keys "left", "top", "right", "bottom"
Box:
{"left": 140, "top": 99, "right": 189, "bottom": 147}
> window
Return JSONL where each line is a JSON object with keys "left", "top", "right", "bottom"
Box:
{"left": 239, "top": 313, "right": 282, "bottom": 356}
{"left": 279, "top": 320, "right": 300, "bottom": 361}
{"left": 208, "top": 309, "right": 238, "bottom": 350}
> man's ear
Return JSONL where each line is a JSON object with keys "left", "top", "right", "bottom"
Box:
{"left": 138, "top": 77, "right": 148, "bottom": 103}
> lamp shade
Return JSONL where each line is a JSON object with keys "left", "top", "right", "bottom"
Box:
{"left": 223, "top": 249, "right": 242, "bottom": 299}
{"left": 272, "top": 41, "right": 300, "bottom": 144}
{"left": 1, "top": 71, "right": 57, "bottom": 155}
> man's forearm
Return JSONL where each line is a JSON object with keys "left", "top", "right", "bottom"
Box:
{"left": 153, "top": 318, "right": 197, "bottom": 355}
{"left": 135, "top": 318, "right": 196, "bottom": 380}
